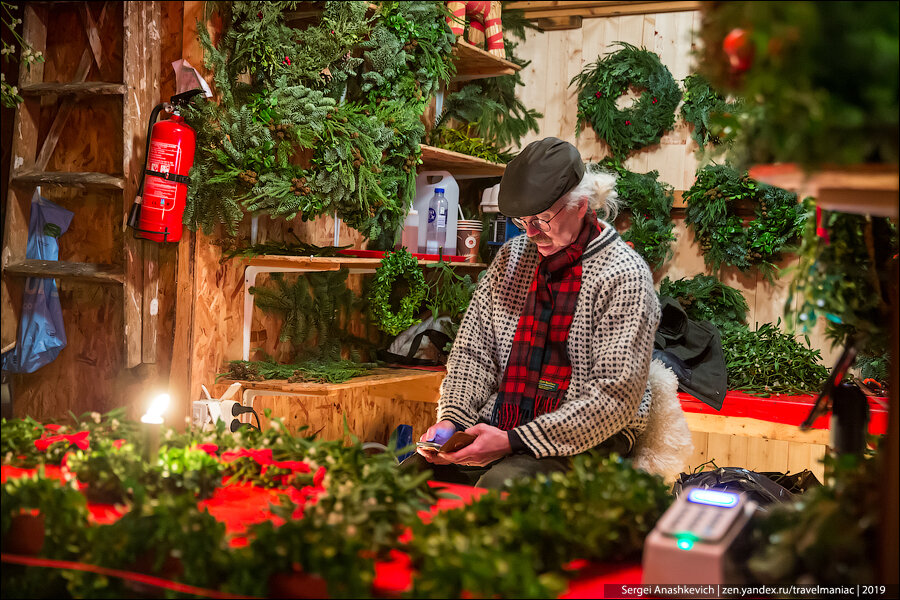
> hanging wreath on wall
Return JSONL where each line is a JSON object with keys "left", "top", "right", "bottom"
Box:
{"left": 571, "top": 42, "right": 682, "bottom": 161}
{"left": 680, "top": 73, "right": 741, "bottom": 148}
{"left": 683, "top": 164, "right": 806, "bottom": 279}
{"left": 599, "top": 159, "right": 675, "bottom": 269}
{"left": 368, "top": 248, "right": 428, "bottom": 336}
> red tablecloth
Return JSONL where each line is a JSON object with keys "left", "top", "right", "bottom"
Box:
{"left": 678, "top": 390, "right": 888, "bottom": 435}
{"left": 1, "top": 465, "right": 639, "bottom": 598}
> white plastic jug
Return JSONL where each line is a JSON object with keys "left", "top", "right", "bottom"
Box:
{"left": 414, "top": 171, "right": 459, "bottom": 256}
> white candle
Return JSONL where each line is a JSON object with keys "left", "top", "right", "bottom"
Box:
{"left": 141, "top": 393, "right": 170, "bottom": 461}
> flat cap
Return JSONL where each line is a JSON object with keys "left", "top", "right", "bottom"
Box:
{"left": 498, "top": 137, "right": 585, "bottom": 217}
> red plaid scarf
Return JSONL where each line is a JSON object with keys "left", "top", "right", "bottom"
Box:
{"left": 492, "top": 211, "right": 602, "bottom": 430}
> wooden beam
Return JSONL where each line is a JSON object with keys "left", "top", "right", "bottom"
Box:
{"left": 3, "top": 260, "right": 125, "bottom": 284}
{"left": 507, "top": 1, "right": 702, "bottom": 19}
{"left": 11, "top": 170, "right": 125, "bottom": 189}
{"left": 684, "top": 412, "right": 831, "bottom": 446}
{"left": 537, "top": 15, "right": 583, "bottom": 31}
{"left": 79, "top": 2, "right": 105, "bottom": 76}
{"left": 20, "top": 82, "right": 126, "bottom": 96}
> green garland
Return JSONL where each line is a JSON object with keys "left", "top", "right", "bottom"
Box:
{"left": 684, "top": 164, "right": 806, "bottom": 279}
{"left": 185, "top": 1, "right": 456, "bottom": 239}
{"left": 368, "top": 248, "right": 427, "bottom": 336}
{"left": 600, "top": 159, "right": 675, "bottom": 269}
{"left": 222, "top": 358, "right": 376, "bottom": 384}
{"left": 658, "top": 274, "right": 749, "bottom": 330}
{"left": 785, "top": 201, "right": 896, "bottom": 357}
{"left": 680, "top": 73, "right": 741, "bottom": 148}
{"left": 571, "top": 42, "right": 682, "bottom": 161}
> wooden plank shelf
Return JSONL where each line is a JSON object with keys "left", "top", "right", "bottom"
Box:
{"left": 506, "top": 1, "right": 702, "bottom": 20}
{"left": 419, "top": 144, "right": 506, "bottom": 178}
{"left": 3, "top": 259, "right": 125, "bottom": 284}
{"left": 451, "top": 40, "right": 520, "bottom": 82}
{"left": 243, "top": 254, "right": 487, "bottom": 271}
{"left": 11, "top": 170, "right": 126, "bottom": 190}
{"left": 20, "top": 82, "right": 126, "bottom": 96}
{"left": 748, "top": 163, "right": 899, "bottom": 218}
{"left": 220, "top": 367, "right": 446, "bottom": 398}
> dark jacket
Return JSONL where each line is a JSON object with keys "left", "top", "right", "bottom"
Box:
{"left": 653, "top": 296, "right": 728, "bottom": 410}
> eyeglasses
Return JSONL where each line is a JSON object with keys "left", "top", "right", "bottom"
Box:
{"left": 511, "top": 204, "right": 565, "bottom": 232}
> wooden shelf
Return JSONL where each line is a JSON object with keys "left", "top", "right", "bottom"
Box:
{"left": 3, "top": 259, "right": 125, "bottom": 284}
{"left": 748, "top": 163, "right": 899, "bottom": 218}
{"left": 419, "top": 144, "right": 506, "bottom": 178}
{"left": 11, "top": 170, "right": 125, "bottom": 190}
{"left": 220, "top": 367, "right": 445, "bottom": 399}
{"left": 506, "top": 1, "right": 702, "bottom": 20}
{"left": 20, "top": 82, "right": 126, "bottom": 97}
{"left": 451, "top": 39, "right": 520, "bottom": 82}
{"left": 243, "top": 254, "right": 486, "bottom": 271}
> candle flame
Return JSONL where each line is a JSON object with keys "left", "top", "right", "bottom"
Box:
{"left": 141, "top": 393, "right": 170, "bottom": 424}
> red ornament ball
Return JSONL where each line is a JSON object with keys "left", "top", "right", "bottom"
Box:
{"left": 723, "top": 28, "right": 754, "bottom": 72}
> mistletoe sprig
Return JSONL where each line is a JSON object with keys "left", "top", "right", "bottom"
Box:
{"left": 720, "top": 320, "right": 829, "bottom": 396}
{"left": 571, "top": 42, "right": 682, "bottom": 161}
{"left": 684, "top": 164, "right": 806, "bottom": 279}
{"left": 600, "top": 159, "right": 675, "bottom": 269}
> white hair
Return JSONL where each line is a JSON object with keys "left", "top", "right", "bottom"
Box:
{"left": 561, "top": 164, "right": 619, "bottom": 222}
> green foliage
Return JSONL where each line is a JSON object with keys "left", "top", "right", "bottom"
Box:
{"left": 720, "top": 321, "right": 829, "bottom": 396}
{"left": 856, "top": 352, "right": 890, "bottom": 384}
{"left": 600, "top": 159, "right": 675, "bottom": 268}
{"left": 684, "top": 163, "right": 806, "bottom": 279}
{"left": 368, "top": 248, "right": 428, "bottom": 336}
{"left": 747, "top": 446, "right": 883, "bottom": 585}
{"left": 697, "top": 1, "right": 899, "bottom": 168}
{"left": 2, "top": 0, "right": 45, "bottom": 107}
{"left": 427, "top": 123, "right": 511, "bottom": 164}
{"left": 250, "top": 268, "right": 368, "bottom": 361}
{"left": 434, "top": 4, "right": 543, "bottom": 152}
{"left": 571, "top": 42, "right": 682, "bottom": 161}
{"left": 658, "top": 274, "right": 750, "bottom": 329}
{"left": 186, "top": 1, "right": 458, "bottom": 239}
{"left": 221, "top": 236, "right": 350, "bottom": 259}
{"left": 425, "top": 261, "right": 477, "bottom": 322}
{"left": 223, "top": 358, "right": 376, "bottom": 384}
{"left": 785, "top": 203, "right": 897, "bottom": 357}
{"left": 408, "top": 452, "right": 672, "bottom": 598}
{"left": 1, "top": 470, "right": 89, "bottom": 598}
{"left": 680, "top": 73, "right": 742, "bottom": 148}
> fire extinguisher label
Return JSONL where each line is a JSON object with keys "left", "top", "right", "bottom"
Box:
{"left": 144, "top": 141, "right": 182, "bottom": 208}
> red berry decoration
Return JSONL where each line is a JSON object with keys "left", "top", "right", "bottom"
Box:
{"left": 595, "top": 91, "right": 602, "bottom": 98}
{"left": 722, "top": 28, "right": 754, "bottom": 73}
{"left": 625, "top": 120, "right": 631, "bottom": 125}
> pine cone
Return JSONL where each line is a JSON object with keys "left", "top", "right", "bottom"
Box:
{"left": 238, "top": 170, "right": 259, "bottom": 186}
{"left": 229, "top": 363, "right": 264, "bottom": 382}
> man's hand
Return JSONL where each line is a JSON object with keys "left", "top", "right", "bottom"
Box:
{"left": 417, "top": 420, "right": 456, "bottom": 463}
{"left": 441, "top": 423, "right": 511, "bottom": 467}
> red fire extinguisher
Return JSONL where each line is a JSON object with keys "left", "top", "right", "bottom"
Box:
{"left": 127, "top": 91, "right": 200, "bottom": 242}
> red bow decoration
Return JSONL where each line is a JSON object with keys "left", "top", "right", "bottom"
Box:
{"left": 34, "top": 431, "right": 90, "bottom": 452}
{"left": 221, "top": 448, "right": 317, "bottom": 485}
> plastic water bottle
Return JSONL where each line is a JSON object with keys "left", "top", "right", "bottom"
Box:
{"left": 425, "top": 188, "right": 448, "bottom": 255}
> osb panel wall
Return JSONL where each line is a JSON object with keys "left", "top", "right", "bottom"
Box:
{"left": 10, "top": 2, "right": 184, "bottom": 422}
{"left": 515, "top": 12, "right": 839, "bottom": 367}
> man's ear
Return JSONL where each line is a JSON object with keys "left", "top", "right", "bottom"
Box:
{"left": 577, "top": 197, "right": 589, "bottom": 219}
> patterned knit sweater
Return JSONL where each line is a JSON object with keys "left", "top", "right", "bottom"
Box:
{"left": 437, "top": 222, "right": 661, "bottom": 458}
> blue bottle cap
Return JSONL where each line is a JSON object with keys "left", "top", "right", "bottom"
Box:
{"left": 435, "top": 188, "right": 445, "bottom": 193}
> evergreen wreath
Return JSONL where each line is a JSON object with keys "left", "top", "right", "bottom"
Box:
{"left": 683, "top": 164, "right": 806, "bottom": 279}
{"left": 680, "top": 73, "right": 741, "bottom": 148}
{"left": 571, "top": 42, "right": 682, "bottom": 161}
{"left": 599, "top": 159, "right": 675, "bottom": 269}
{"left": 368, "top": 248, "right": 427, "bottom": 336}
{"left": 658, "top": 274, "right": 749, "bottom": 330}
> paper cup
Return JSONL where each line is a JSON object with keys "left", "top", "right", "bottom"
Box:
{"left": 457, "top": 220, "right": 483, "bottom": 262}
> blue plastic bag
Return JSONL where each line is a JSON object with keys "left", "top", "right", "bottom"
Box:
{"left": 1, "top": 191, "right": 74, "bottom": 373}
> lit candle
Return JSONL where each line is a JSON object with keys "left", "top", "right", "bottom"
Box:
{"left": 141, "top": 393, "right": 170, "bottom": 461}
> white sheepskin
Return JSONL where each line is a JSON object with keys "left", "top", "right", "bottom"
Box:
{"left": 633, "top": 359, "right": 694, "bottom": 482}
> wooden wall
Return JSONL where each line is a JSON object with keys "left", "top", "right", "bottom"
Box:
{"left": 513, "top": 10, "right": 839, "bottom": 367}
{"left": 7, "top": 2, "right": 184, "bottom": 422}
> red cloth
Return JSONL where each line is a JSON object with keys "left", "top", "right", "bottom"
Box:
{"left": 33, "top": 431, "right": 89, "bottom": 452}
{"left": 678, "top": 390, "right": 888, "bottom": 435}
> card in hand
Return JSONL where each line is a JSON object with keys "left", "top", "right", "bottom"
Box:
{"left": 416, "top": 431, "right": 476, "bottom": 453}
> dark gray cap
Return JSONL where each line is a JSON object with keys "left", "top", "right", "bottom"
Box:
{"left": 498, "top": 137, "right": 585, "bottom": 217}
